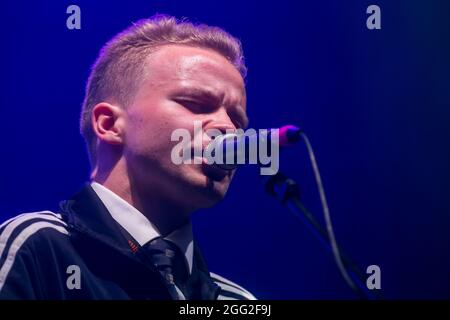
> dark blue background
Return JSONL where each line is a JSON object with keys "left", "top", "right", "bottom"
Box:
{"left": 0, "top": 0, "right": 449, "bottom": 299}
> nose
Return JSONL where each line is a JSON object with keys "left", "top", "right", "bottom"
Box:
{"left": 202, "top": 124, "right": 234, "bottom": 151}
{"left": 202, "top": 111, "right": 237, "bottom": 151}
{"left": 204, "top": 107, "right": 237, "bottom": 134}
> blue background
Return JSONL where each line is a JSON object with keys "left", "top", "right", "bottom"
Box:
{"left": 0, "top": 0, "right": 449, "bottom": 299}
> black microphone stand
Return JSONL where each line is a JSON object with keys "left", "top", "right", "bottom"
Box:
{"left": 261, "top": 171, "right": 382, "bottom": 300}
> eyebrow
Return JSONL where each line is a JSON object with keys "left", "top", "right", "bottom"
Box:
{"left": 173, "top": 87, "right": 223, "bottom": 104}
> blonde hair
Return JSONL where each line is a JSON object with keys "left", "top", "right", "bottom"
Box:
{"left": 80, "top": 14, "right": 246, "bottom": 166}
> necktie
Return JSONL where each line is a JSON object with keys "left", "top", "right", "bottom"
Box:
{"left": 143, "top": 237, "right": 189, "bottom": 299}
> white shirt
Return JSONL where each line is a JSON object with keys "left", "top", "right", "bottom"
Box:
{"left": 90, "top": 182, "right": 257, "bottom": 300}
{"left": 90, "top": 182, "right": 194, "bottom": 274}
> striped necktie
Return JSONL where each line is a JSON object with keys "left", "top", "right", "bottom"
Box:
{"left": 143, "top": 237, "right": 189, "bottom": 300}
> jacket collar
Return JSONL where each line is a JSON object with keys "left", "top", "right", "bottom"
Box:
{"left": 59, "top": 183, "right": 133, "bottom": 255}
{"left": 58, "top": 183, "right": 220, "bottom": 300}
{"left": 90, "top": 182, "right": 195, "bottom": 274}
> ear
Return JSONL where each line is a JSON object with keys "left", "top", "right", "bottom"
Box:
{"left": 91, "top": 102, "right": 125, "bottom": 145}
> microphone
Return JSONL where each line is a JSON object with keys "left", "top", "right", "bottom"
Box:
{"left": 204, "top": 125, "right": 302, "bottom": 171}
{"left": 277, "top": 125, "right": 303, "bottom": 147}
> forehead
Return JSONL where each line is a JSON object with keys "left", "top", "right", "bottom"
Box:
{"left": 141, "top": 45, "right": 246, "bottom": 102}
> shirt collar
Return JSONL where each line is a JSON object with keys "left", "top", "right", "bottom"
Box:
{"left": 90, "top": 182, "right": 194, "bottom": 273}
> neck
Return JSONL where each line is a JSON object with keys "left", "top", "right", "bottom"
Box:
{"left": 92, "top": 159, "right": 191, "bottom": 236}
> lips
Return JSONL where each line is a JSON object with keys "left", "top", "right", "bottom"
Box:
{"left": 189, "top": 144, "right": 232, "bottom": 181}
{"left": 201, "top": 157, "right": 231, "bottom": 181}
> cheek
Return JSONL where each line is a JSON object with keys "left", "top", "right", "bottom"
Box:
{"left": 124, "top": 104, "right": 199, "bottom": 156}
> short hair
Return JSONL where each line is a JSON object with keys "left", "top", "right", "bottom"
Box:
{"left": 80, "top": 14, "right": 247, "bottom": 167}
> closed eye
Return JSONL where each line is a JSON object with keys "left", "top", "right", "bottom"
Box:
{"left": 174, "top": 99, "right": 216, "bottom": 114}
{"left": 174, "top": 97, "right": 248, "bottom": 129}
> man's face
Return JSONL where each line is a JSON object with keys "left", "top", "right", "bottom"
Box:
{"left": 123, "top": 45, "right": 247, "bottom": 212}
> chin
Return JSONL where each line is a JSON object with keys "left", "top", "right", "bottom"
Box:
{"left": 201, "top": 178, "right": 231, "bottom": 206}
{"left": 179, "top": 170, "right": 232, "bottom": 209}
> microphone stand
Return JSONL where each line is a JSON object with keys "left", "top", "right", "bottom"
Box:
{"left": 261, "top": 171, "right": 382, "bottom": 300}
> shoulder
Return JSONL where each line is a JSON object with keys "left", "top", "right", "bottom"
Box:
{"left": 0, "top": 211, "right": 69, "bottom": 296}
{"left": 0, "top": 210, "right": 69, "bottom": 242}
{"left": 0, "top": 210, "right": 69, "bottom": 266}
{"left": 210, "top": 272, "right": 257, "bottom": 300}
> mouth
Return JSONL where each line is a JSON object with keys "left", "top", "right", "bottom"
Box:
{"left": 200, "top": 157, "right": 232, "bottom": 181}
{"left": 188, "top": 144, "right": 233, "bottom": 181}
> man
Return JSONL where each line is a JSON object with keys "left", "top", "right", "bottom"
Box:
{"left": 0, "top": 14, "right": 255, "bottom": 300}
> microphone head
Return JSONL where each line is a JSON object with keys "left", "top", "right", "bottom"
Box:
{"left": 203, "top": 125, "right": 302, "bottom": 171}
{"left": 278, "top": 125, "right": 302, "bottom": 147}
